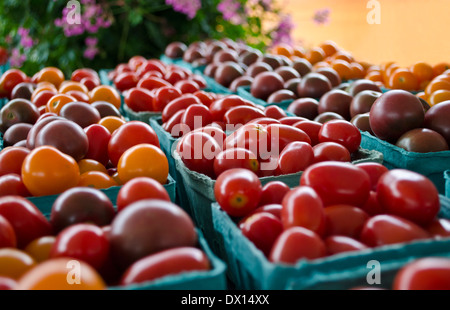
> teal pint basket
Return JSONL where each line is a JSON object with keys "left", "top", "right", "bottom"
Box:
{"left": 212, "top": 195, "right": 450, "bottom": 290}
{"left": 122, "top": 104, "right": 161, "bottom": 124}
{"left": 445, "top": 170, "right": 450, "bottom": 198}
{"left": 203, "top": 75, "right": 235, "bottom": 95}
{"left": 360, "top": 130, "right": 450, "bottom": 194}
{"left": 99, "top": 69, "right": 114, "bottom": 86}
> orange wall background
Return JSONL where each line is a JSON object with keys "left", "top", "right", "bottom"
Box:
{"left": 285, "top": 0, "right": 450, "bottom": 66}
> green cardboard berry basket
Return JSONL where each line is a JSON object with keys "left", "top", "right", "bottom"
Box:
{"left": 237, "top": 86, "right": 294, "bottom": 110}
{"left": 27, "top": 173, "right": 177, "bottom": 218}
{"left": 203, "top": 75, "right": 236, "bottom": 95}
{"left": 99, "top": 69, "right": 114, "bottom": 86}
{"left": 211, "top": 195, "right": 450, "bottom": 290}
{"left": 445, "top": 170, "right": 450, "bottom": 198}
{"left": 122, "top": 104, "right": 161, "bottom": 124}
{"left": 360, "top": 130, "right": 450, "bottom": 194}
{"left": 109, "top": 229, "right": 228, "bottom": 290}
{"left": 173, "top": 148, "right": 383, "bottom": 257}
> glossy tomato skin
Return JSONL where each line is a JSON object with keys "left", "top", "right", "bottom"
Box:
{"left": 224, "top": 105, "right": 265, "bottom": 126}
{"left": 120, "top": 247, "right": 210, "bottom": 285}
{"left": 377, "top": 169, "right": 440, "bottom": 226}
{"left": 84, "top": 124, "right": 111, "bottom": 166}
{"left": 281, "top": 186, "right": 326, "bottom": 235}
{"left": 163, "top": 109, "right": 186, "bottom": 137}
{"left": 241, "top": 212, "right": 283, "bottom": 257}
{"left": 0, "top": 214, "right": 17, "bottom": 248}
{"left": 50, "top": 187, "right": 115, "bottom": 233}
{"left": 0, "top": 69, "right": 28, "bottom": 99}
{"left": 114, "top": 72, "right": 139, "bottom": 92}
{"left": 393, "top": 258, "right": 450, "bottom": 290}
{"left": 259, "top": 181, "right": 290, "bottom": 206}
{"left": 108, "top": 121, "right": 160, "bottom": 167}
{"left": 324, "top": 205, "right": 370, "bottom": 238}
{"left": 153, "top": 86, "right": 182, "bottom": 112}
{"left": 180, "top": 104, "right": 212, "bottom": 131}
{"left": 359, "top": 214, "right": 430, "bottom": 247}
{"left": 325, "top": 236, "right": 369, "bottom": 256}
{"left": 269, "top": 227, "right": 326, "bottom": 264}
{"left": 224, "top": 123, "right": 271, "bottom": 160}
{"left": 427, "top": 218, "right": 450, "bottom": 238}
{"left": 193, "top": 90, "right": 215, "bottom": 107}
{"left": 191, "top": 126, "right": 226, "bottom": 148}
{"left": 267, "top": 124, "right": 312, "bottom": 154}
{"left": 247, "top": 204, "right": 283, "bottom": 220}
{"left": 116, "top": 177, "right": 171, "bottom": 212}
{"left": 293, "top": 120, "right": 322, "bottom": 146}
{"left": 312, "top": 142, "right": 351, "bottom": 163}
{"left": 124, "top": 87, "right": 154, "bottom": 112}
{"left": 301, "top": 162, "right": 371, "bottom": 207}
{"left": 355, "top": 162, "right": 388, "bottom": 191}
{"left": 0, "top": 248, "right": 36, "bottom": 279}
{"left": 209, "top": 95, "right": 255, "bottom": 122}
{"left": 161, "top": 94, "right": 201, "bottom": 123}
{"left": 137, "top": 76, "right": 171, "bottom": 91}
{"left": 318, "top": 120, "right": 361, "bottom": 153}
{"left": 0, "top": 173, "right": 30, "bottom": 197}
{"left": 50, "top": 223, "right": 109, "bottom": 270}
{"left": 264, "top": 105, "right": 287, "bottom": 120}
{"left": 277, "top": 141, "right": 314, "bottom": 174}
{"left": 214, "top": 168, "right": 262, "bottom": 217}
{"left": 0, "top": 196, "right": 52, "bottom": 248}
{"left": 0, "top": 147, "right": 30, "bottom": 176}
{"left": 213, "top": 148, "right": 259, "bottom": 178}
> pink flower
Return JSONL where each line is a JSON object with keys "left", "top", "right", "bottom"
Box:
{"left": 271, "top": 14, "right": 295, "bottom": 47}
{"left": 165, "top": 0, "right": 201, "bottom": 20}
{"left": 313, "top": 8, "right": 331, "bottom": 25}
{"left": 85, "top": 37, "right": 98, "bottom": 47}
{"left": 83, "top": 46, "right": 99, "bottom": 60}
{"left": 218, "top": 0, "right": 244, "bottom": 24}
{"left": 10, "top": 48, "right": 26, "bottom": 68}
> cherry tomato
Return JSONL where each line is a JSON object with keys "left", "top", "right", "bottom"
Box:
{"left": 15, "top": 258, "right": 106, "bottom": 290}
{"left": 84, "top": 124, "right": 112, "bottom": 167}
{"left": 181, "top": 104, "right": 213, "bottom": 131}
{"left": 247, "top": 204, "right": 283, "bottom": 220}
{"left": 164, "top": 69, "right": 187, "bottom": 85}
{"left": 224, "top": 123, "right": 271, "bottom": 160}
{"left": 393, "top": 257, "right": 450, "bottom": 290}
{"left": 224, "top": 105, "right": 266, "bottom": 126}
{"left": 0, "top": 69, "right": 28, "bottom": 98}
{"left": 175, "top": 80, "right": 200, "bottom": 94}
{"left": 32, "top": 90, "right": 57, "bottom": 108}
{"left": 0, "top": 173, "right": 30, "bottom": 197}
{"left": 137, "top": 76, "right": 171, "bottom": 91}
{"left": 124, "top": 87, "right": 154, "bottom": 112}
{"left": 163, "top": 109, "right": 186, "bottom": 137}
{"left": 78, "top": 171, "right": 117, "bottom": 189}
{"left": 427, "top": 218, "right": 450, "bottom": 238}
{"left": 214, "top": 168, "right": 262, "bottom": 217}
{"left": 269, "top": 227, "right": 326, "bottom": 264}
{"left": 360, "top": 191, "right": 385, "bottom": 216}
{"left": 318, "top": 120, "right": 361, "bottom": 153}
{"left": 0, "top": 196, "right": 52, "bottom": 248}
{"left": 241, "top": 212, "right": 283, "bottom": 257}
{"left": 193, "top": 90, "right": 215, "bottom": 107}
{"left": 213, "top": 148, "right": 259, "bottom": 178}
{"left": 24, "top": 236, "right": 56, "bottom": 263}
{"left": 108, "top": 121, "right": 160, "bottom": 167}
{"left": 277, "top": 141, "right": 314, "bottom": 174}
{"left": 377, "top": 169, "right": 440, "bottom": 226}
{"left": 0, "top": 248, "right": 36, "bottom": 279}
{"left": 153, "top": 86, "right": 182, "bottom": 112}
{"left": 114, "top": 72, "right": 139, "bottom": 92}
{"left": 259, "top": 181, "right": 290, "bottom": 206}
{"left": 355, "top": 162, "right": 388, "bottom": 191}
{"left": 65, "top": 90, "right": 90, "bottom": 103}
{"left": 209, "top": 95, "right": 255, "bottom": 122}
{"left": 189, "top": 74, "right": 207, "bottom": 89}
{"left": 80, "top": 76, "right": 100, "bottom": 91}
{"left": 117, "top": 144, "right": 169, "bottom": 184}
{"left": 301, "top": 161, "right": 371, "bottom": 207}
{"left": 161, "top": 94, "right": 201, "bottom": 123}
{"left": 281, "top": 186, "right": 326, "bottom": 235}
{"left": 120, "top": 247, "right": 210, "bottom": 286}
{"left": 324, "top": 205, "right": 370, "bottom": 238}
{"left": 312, "top": 142, "right": 351, "bottom": 163}
{"left": 191, "top": 126, "right": 227, "bottom": 148}
{"left": 247, "top": 117, "right": 281, "bottom": 127}
{"left": 127, "top": 56, "right": 148, "bottom": 71}
{"left": 0, "top": 214, "right": 17, "bottom": 248}
{"left": 264, "top": 105, "right": 287, "bottom": 119}
{"left": 22, "top": 146, "right": 80, "bottom": 197}
{"left": 138, "top": 60, "right": 166, "bottom": 75}
{"left": 116, "top": 177, "right": 171, "bottom": 212}
{"left": 267, "top": 124, "right": 312, "bottom": 154}
{"left": 325, "top": 235, "right": 368, "bottom": 256}
{"left": 0, "top": 146, "right": 30, "bottom": 176}
{"left": 278, "top": 116, "right": 308, "bottom": 126}
{"left": 293, "top": 120, "right": 322, "bottom": 146}
{"left": 71, "top": 68, "right": 99, "bottom": 83}
{"left": 360, "top": 214, "right": 430, "bottom": 247}
{"left": 46, "top": 94, "right": 77, "bottom": 115}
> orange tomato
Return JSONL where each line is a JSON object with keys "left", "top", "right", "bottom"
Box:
{"left": 313, "top": 61, "right": 330, "bottom": 70}
{"left": 388, "top": 69, "right": 419, "bottom": 91}
{"left": 117, "top": 143, "right": 169, "bottom": 184}
{"left": 306, "top": 47, "right": 325, "bottom": 65}
{"left": 21, "top": 146, "right": 80, "bottom": 197}
{"left": 429, "top": 89, "right": 450, "bottom": 106}
{"left": 98, "top": 116, "right": 126, "bottom": 134}
{"left": 59, "top": 81, "right": 89, "bottom": 94}
{"left": 15, "top": 258, "right": 106, "bottom": 290}
{"left": 416, "top": 91, "right": 428, "bottom": 102}
{"left": 410, "top": 62, "right": 434, "bottom": 83}
{"left": 24, "top": 236, "right": 56, "bottom": 263}
{"left": 46, "top": 93, "right": 77, "bottom": 114}
{"left": 382, "top": 63, "right": 400, "bottom": 85}
{"left": 0, "top": 248, "right": 36, "bottom": 279}
{"left": 433, "top": 63, "right": 450, "bottom": 78}
{"left": 89, "top": 85, "right": 121, "bottom": 110}
{"left": 35, "top": 67, "right": 65, "bottom": 88}
{"left": 78, "top": 171, "right": 117, "bottom": 189}
{"left": 292, "top": 46, "right": 306, "bottom": 58}
{"left": 350, "top": 62, "right": 365, "bottom": 79}
{"left": 331, "top": 60, "right": 353, "bottom": 81}
{"left": 365, "top": 71, "right": 383, "bottom": 83}
{"left": 319, "top": 40, "right": 339, "bottom": 57}
{"left": 332, "top": 51, "right": 354, "bottom": 63}
{"left": 78, "top": 159, "right": 108, "bottom": 174}
{"left": 272, "top": 44, "right": 293, "bottom": 58}
{"left": 111, "top": 172, "right": 122, "bottom": 186}
{"left": 425, "top": 79, "right": 450, "bottom": 97}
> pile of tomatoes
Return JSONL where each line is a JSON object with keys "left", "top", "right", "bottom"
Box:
{"left": 0, "top": 178, "right": 210, "bottom": 289}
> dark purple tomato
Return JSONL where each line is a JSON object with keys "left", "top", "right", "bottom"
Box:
{"left": 3, "top": 123, "right": 32, "bottom": 147}
{"left": 424, "top": 100, "right": 450, "bottom": 145}
{"left": 350, "top": 90, "right": 382, "bottom": 118}
{"left": 297, "top": 73, "right": 332, "bottom": 99}
{"left": 250, "top": 72, "right": 285, "bottom": 100}
{"left": 395, "top": 128, "right": 448, "bottom": 153}
{"left": 59, "top": 101, "right": 101, "bottom": 128}
{"left": 287, "top": 98, "right": 319, "bottom": 120}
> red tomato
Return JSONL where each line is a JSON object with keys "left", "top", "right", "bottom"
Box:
{"left": 50, "top": 223, "right": 109, "bottom": 270}
{"left": 189, "top": 74, "right": 207, "bottom": 89}
{"left": 84, "top": 124, "right": 111, "bottom": 166}
{"left": 0, "top": 214, "right": 17, "bottom": 248}
{"left": 124, "top": 87, "right": 154, "bottom": 112}
{"left": 301, "top": 161, "right": 371, "bottom": 207}
{"left": 64, "top": 90, "right": 90, "bottom": 103}
{"left": 393, "top": 257, "right": 450, "bottom": 290}
{"left": 0, "top": 147, "right": 30, "bottom": 176}
{"left": 277, "top": 141, "right": 314, "bottom": 174}
{"left": 214, "top": 168, "right": 262, "bottom": 217}
{"left": 116, "top": 177, "right": 171, "bottom": 212}
{"left": 180, "top": 104, "right": 213, "bottom": 131}
{"left": 120, "top": 247, "right": 210, "bottom": 285}
{"left": 177, "top": 131, "right": 222, "bottom": 178}
{"left": 71, "top": 68, "right": 99, "bottom": 82}
{"left": 175, "top": 80, "right": 200, "bottom": 94}
{"left": 318, "top": 120, "right": 361, "bottom": 153}
{"left": 325, "top": 235, "right": 369, "bottom": 256}
{"left": 108, "top": 121, "right": 160, "bottom": 167}
{"left": 247, "top": 117, "right": 281, "bottom": 126}
{"left": 224, "top": 123, "right": 273, "bottom": 161}
{"left": 360, "top": 214, "right": 430, "bottom": 247}
{"left": 152, "top": 86, "right": 182, "bottom": 112}
{"left": 80, "top": 76, "right": 100, "bottom": 91}
{"left": 138, "top": 60, "right": 166, "bottom": 75}
{"left": 264, "top": 105, "right": 287, "bottom": 119}
{"left": 193, "top": 90, "right": 215, "bottom": 107}
{"left": 191, "top": 126, "right": 226, "bottom": 148}
{"left": 247, "top": 204, "right": 283, "bottom": 220}
{"left": 0, "top": 196, "right": 52, "bottom": 248}
{"left": 269, "top": 227, "right": 326, "bottom": 264}
{"left": 137, "top": 76, "right": 171, "bottom": 91}
{"left": 278, "top": 116, "right": 308, "bottom": 126}
{"left": 267, "top": 124, "right": 312, "bottom": 155}
{"left": 241, "top": 212, "right": 283, "bottom": 257}
{"left": 324, "top": 205, "right": 370, "bottom": 238}
{"left": 293, "top": 120, "right": 322, "bottom": 146}
{"left": 360, "top": 191, "right": 385, "bottom": 216}
{"left": 259, "top": 181, "right": 290, "bottom": 206}
{"left": 224, "top": 105, "right": 265, "bottom": 126}
{"left": 209, "top": 95, "right": 255, "bottom": 122}
{"left": 163, "top": 109, "right": 186, "bottom": 138}
{"left": 161, "top": 94, "right": 201, "bottom": 123}
{"left": 355, "top": 162, "right": 388, "bottom": 191}
{"left": 281, "top": 186, "right": 326, "bottom": 235}
{"left": 164, "top": 70, "right": 187, "bottom": 85}
{"left": 114, "top": 72, "right": 139, "bottom": 92}
{"left": 213, "top": 148, "right": 259, "bottom": 177}
{"left": 32, "top": 90, "right": 57, "bottom": 108}
{"left": 313, "top": 142, "right": 351, "bottom": 163}
{"left": 377, "top": 169, "right": 440, "bottom": 226}
{"left": 427, "top": 218, "right": 450, "bottom": 237}
{"left": 0, "top": 173, "right": 30, "bottom": 197}
{"left": 0, "top": 69, "right": 28, "bottom": 98}
{"left": 128, "top": 56, "right": 147, "bottom": 71}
